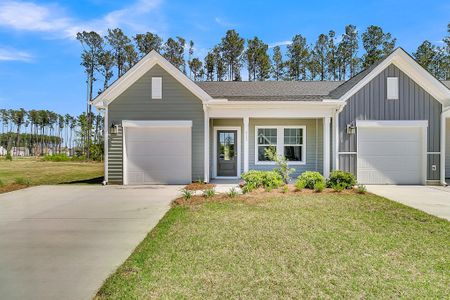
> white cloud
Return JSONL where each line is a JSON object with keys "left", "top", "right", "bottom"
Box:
{"left": 269, "top": 40, "right": 292, "bottom": 48}
{"left": 0, "top": 0, "right": 165, "bottom": 39}
{"left": 214, "top": 17, "right": 236, "bottom": 28}
{"left": 0, "top": 47, "right": 33, "bottom": 62}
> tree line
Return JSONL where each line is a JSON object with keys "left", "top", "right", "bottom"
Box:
{"left": 0, "top": 109, "right": 103, "bottom": 159}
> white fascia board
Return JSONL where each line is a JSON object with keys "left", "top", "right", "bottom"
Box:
{"left": 92, "top": 51, "right": 212, "bottom": 108}
{"left": 356, "top": 120, "right": 428, "bottom": 128}
{"left": 338, "top": 48, "right": 450, "bottom": 106}
{"left": 122, "top": 120, "right": 193, "bottom": 128}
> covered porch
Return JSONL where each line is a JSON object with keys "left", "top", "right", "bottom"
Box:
{"left": 203, "top": 101, "right": 343, "bottom": 182}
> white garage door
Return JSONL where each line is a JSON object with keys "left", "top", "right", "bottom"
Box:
{"left": 123, "top": 121, "right": 192, "bottom": 185}
{"left": 357, "top": 121, "right": 426, "bottom": 185}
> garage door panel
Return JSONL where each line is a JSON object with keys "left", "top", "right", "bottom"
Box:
{"left": 357, "top": 125, "right": 425, "bottom": 185}
{"left": 124, "top": 124, "right": 192, "bottom": 185}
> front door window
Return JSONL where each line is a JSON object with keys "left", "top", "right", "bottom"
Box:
{"left": 217, "top": 130, "right": 237, "bottom": 177}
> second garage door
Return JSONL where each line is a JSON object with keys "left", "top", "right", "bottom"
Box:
{"left": 123, "top": 121, "right": 192, "bottom": 185}
{"left": 357, "top": 121, "right": 427, "bottom": 185}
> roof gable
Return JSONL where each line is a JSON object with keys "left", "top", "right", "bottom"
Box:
{"left": 92, "top": 50, "right": 212, "bottom": 108}
{"left": 329, "top": 48, "right": 450, "bottom": 107}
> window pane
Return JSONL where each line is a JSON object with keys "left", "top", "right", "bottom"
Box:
{"left": 257, "top": 128, "right": 277, "bottom": 145}
{"left": 258, "top": 146, "right": 275, "bottom": 161}
{"left": 284, "top": 128, "right": 302, "bottom": 144}
{"left": 284, "top": 146, "right": 302, "bottom": 161}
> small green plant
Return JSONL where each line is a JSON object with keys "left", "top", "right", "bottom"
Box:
{"left": 332, "top": 182, "right": 345, "bottom": 192}
{"left": 297, "top": 171, "right": 325, "bottom": 189}
{"left": 314, "top": 181, "right": 325, "bottom": 193}
{"left": 5, "top": 151, "right": 12, "bottom": 161}
{"left": 15, "top": 177, "right": 31, "bottom": 186}
{"left": 241, "top": 185, "right": 251, "bottom": 194}
{"left": 227, "top": 187, "right": 239, "bottom": 198}
{"left": 181, "top": 189, "right": 193, "bottom": 200}
{"left": 264, "top": 147, "right": 295, "bottom": 184}
{"left": 281, "top": 185, "right": 289, "bottom": 193}
{"left": 196, "top": 178, "right": 204, "bottom": 184}
{"left": 294, "top": 179, "right": 306, "bottom": 191}
{"left": 327, "top": 170, "right": 356, "bottom": 189}
{"left": 356, "top": 184, "right": 367, "bottom": 194}
{"left": 0, "top": 179, "right": 5, "bottom": 187}
{"left": 203, "top": 188, "right": 216, "bottom": 198}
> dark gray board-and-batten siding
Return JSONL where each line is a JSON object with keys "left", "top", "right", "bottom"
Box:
{"left": 338, "top": 64, "right": 442, "bottom": 181}
{"left": 107, "top": 64, "right": 204, "bottom": 184}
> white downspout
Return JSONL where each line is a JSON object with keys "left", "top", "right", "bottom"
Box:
{"left": 103, "top": 105, "right": 108, "bottom": 185}
{"left": 203, "top": 104, "right": 210, "bottom": 183}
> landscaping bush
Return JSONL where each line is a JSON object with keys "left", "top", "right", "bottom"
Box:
{"left": 5, "top": 152, "right": 12, "bottom": 161}
{"left": 15, "top": 177, "right": 31, "bottom": 186}
{"left": 280, "top": 185, "right": 289, "bottom": 193}
{"left": 42, "top": 154, "right": 71, "bottom": 162}
{"left": 241, "top": 170, "right": 283, "bottom": 192}
{"left": 357, "top": 184, "right": 367, "bottom": 194}
{"left": 203, "top": 188, "right": 216, "bottom": 198}
{"left": 314, "top": 181, "right": 325, "bottom": 193}
{"left": 332, "top": 182, "right": 345, "bottom": 192}
{"left": 264, "top": 147, "right": 295, "bottom": 184}
{"left": 296, "top": 171, "right": 325, "bottom": 189}
{"left": 227, "top": 187, "right": 238, "bottom": 198}
{"left": 327, "top": 170, "right": 356, "bottom": 189}
{"left": 294, "top": 179, "right": 305, "bottom": 191}
{"left": 181, "top": 189, "right": 193, "bottom": 200}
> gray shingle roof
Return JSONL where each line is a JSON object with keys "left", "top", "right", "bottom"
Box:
{"left": 196, "top": 81, "right": 344, "bottom": 101}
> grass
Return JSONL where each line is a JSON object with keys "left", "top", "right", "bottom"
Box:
{"left": 96, "top": 193, "right": 450, "bottom": 299}
{"left": 0, "top": 157, "right": 103, "bottom": 193}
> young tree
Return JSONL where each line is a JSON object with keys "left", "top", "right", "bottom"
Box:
{"left": 133, "top": 32, "right": 163, "bottom": 57}
{"left": 287, "top": 34, "right": 309, "bottom": 80}
{"left": 271, "top": 46, "right": 284, "bottom": 80}
{"left": 105, "top": 28, "right": 131, "bottom": 77}
{"left": 220, "top": 30, "right": 244, "bottom": 81}
{"left": 362, "top": 25, "right": 396, "bottom": 68}
{"left": 163, "top": 37, "right": 186, "bottom": 72}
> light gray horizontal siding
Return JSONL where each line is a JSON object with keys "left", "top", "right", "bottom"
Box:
{"left": 249, "top": 118, "right": 323, "bottom": 179}
{"left": 338, "top": 64, "right": 443, "bottom": 181}
{"left": 107, "top": 64, "right": 204, "bottom": 184}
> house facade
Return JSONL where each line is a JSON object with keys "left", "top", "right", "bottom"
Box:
{"left": 92, "top": 49, "right": 450, "bottom": 186}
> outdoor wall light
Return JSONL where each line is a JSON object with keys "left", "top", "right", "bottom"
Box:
{"left": 110, "top": 122, "right": 121, "bottom": 135}
{"left": 346, "top": 123, "right": 356, "bottom": 135}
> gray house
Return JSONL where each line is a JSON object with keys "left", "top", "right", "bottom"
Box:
{"left": 92, "top": 48, "right": 450, "bottom": 186}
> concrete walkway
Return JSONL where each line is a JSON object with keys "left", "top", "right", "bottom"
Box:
{"left": 0, "top": 185, "right": 181, "bottom": 300}
{"left": 367, "top": 185, "right": 450, "bottom": 221}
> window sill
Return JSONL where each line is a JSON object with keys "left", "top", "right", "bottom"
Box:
{"left": 255, "top": 161, "right": 306, "bottom": 166}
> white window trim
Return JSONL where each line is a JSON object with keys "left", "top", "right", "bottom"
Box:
{"left": 387, "top": 77, "right": 399, "bottom": 100}
{"left": 151, "top": 77, "right": 162, "bottom": 99}
{"left": 254, "top": 125, "right": 306, "bottom": 166}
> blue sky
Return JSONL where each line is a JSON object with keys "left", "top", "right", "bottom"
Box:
{"left": 0, "top": 0, "right": 449, "bottom": 116}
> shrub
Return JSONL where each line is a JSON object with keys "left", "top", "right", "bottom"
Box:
{"left": 241, "top": 170, "right": 283, "bottom": 192}
{"left": 280, "top": 185, "right": 289, "bottom": 193}
{"left": 227, "top": 187, "right": 239, "bottom": 198}
{"left": 15, "top": 177, "right": 31, "bottom": 186}
{"left": 5, "top": 152, "right": 12, "bottom": 161}
{"left": 181, "top": 189, "right": 193, "bottom": 200}
{"left": 327, "top": 170, "right": 356, "bottom": 189}
{"left": 203, "top": 188, "right": 215, "bottom": 198}
{"left": 356, "top": 184, "right": 367, "bottom": 194}
{"left": 332, "top": 182, "right": 345, "bottom": 192}
{"left": 297, "top": 171, "right": 325, "bottom": 189}
{"left": 264, "top": 147, "right": 295, "bottom": 184}
{"left": 42, "top": 154, "right": 70, "bottom": 162}
{"left": 294, "top": 179, "right": 306, "bottom": 191}
{"left": 314, "top": 181, "right": 325, "bottom": 193}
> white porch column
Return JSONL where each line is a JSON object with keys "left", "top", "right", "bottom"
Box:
{"left": 441, "top": 108, "right": 450, "bottom": 186}
{"left": 103, "top": 106, "right": 108, "bottom": 183}
{"left": 323, "top": 117, "right": 331, "bottom": 178}
{"left": 243, "top": 116, "right": 249, "bottom": 173}
{"left": 203, "top": 106, "right": 210, "bottom": 183}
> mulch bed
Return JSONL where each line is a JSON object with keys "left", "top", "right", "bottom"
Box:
{"left": 184, "top": 182, "right": 216, "bottom": 191}
{"left": 0, "top": 183, "right": 29, "bottom": 194}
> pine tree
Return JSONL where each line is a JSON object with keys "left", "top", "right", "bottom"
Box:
{"left": 362, "top": 25, "right": 396, "bottom": 68}
{"left": 220, "top": 30, "right": 244, "bottom": 81}
{"left": 133, "top": 32, "right": 163, "bottom": 57}
{"left": 189, "top": 58, "right": 203, "bottom": 80}
{"left": 245, "top": 37, "right": 270, "bottom": 81}
{"left": 163, "top": 37, "right": 186, "bottom": 72}
{"left": 105, "top": 28, "right": 131, "bottom": 77}
{"left": 271, "top": 46, "right": 284, "bottom": 80}
{"left": 287, "top": 34, "right": 309, "bottom": 80}
{"left": 310, "top": 34, "right": 329, "bottom": 81}
{"left": 124, "top": 44, "right": 138, "bottom": 72}
{"left": 97, "top": 50, "right": 114, "bottom": 92}
{"left": 327, "top": 30, "right": 338, "bottom": 80}
{"left": 204, "top": 51, "right": 215, "bottom": 81}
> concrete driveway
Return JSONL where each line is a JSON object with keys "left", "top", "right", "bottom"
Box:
{"left": 0, "top": 185, "right": 181, "bottom": 300}
{"left": 367, "top": 185, "right": 450, "bottom": 221}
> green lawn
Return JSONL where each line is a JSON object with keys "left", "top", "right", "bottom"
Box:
{"left": 0, "top": 158, "right": 103, "bottom": 192}
{"left": 96, "top": 193, "right": 449, "bottom": 299}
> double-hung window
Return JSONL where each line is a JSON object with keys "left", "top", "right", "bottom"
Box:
{"left": 255, "top": 126, "right": 306, "bottom": 164}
